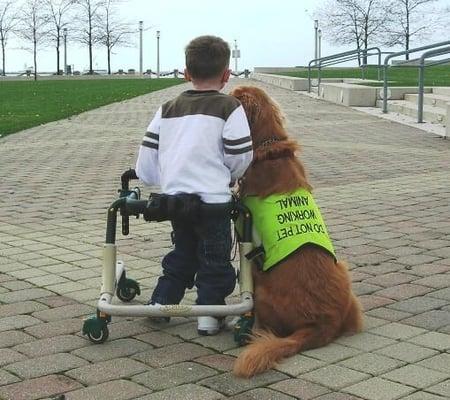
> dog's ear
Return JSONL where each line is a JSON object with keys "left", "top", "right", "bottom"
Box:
{"left": 254, "top": 138, "right": 299, "bottom": 161}
{"left": 233, "top": 91, "right": 260, "bottom": 128}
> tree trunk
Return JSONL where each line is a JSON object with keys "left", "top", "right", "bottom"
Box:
{"left": 56, "top": 46, "right": 60, "bottom": 74}
{"left": 88, "top": 2, "right": 93, "bottom": 75}
{"left": 362, "top": 40, "right": 368, "bottom": 65}
{"left": 107, "top": 46, "right": 111, "bottom": 75}
{"left": 363, "top": 17, "right": 368, "bottom": 66}
{"left": 356, "top": 41, "right": 361, "bottom": 66}
{"left": 33, "top": 39, "right": 37, "bottom": 81}
{"left": 405, "top": 34, "right": 410, "bottom": 60}
{"left": 352, "top": 14, "right": 361, "bottom": 66}
{"left": 89, "top": 40, "right": 93, "bottom": 74}
{"left": 1, "top": 38, "right": 5, "bottom": 76}
{"left": 405, "top": 5, "right": 410, "bottom": 61}
{"left": 353, "top": 29, "right": 361, "bottom": 66}
{"left": 56, "top": 32, "right": 60, "bottom": 74}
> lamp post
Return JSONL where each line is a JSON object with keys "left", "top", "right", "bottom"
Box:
{"left": 63, "top": 27, "right": 67, "bottom": 75}
{"left": 139, "top": 21, "right": 143, "bottom": 75}
{"left": 234, "top": 39, "right": 238, "bottom": 74}
{"left": 156, "top": 30, "right": 160, "bottom": 78}
{"left": 314, "top": 20, "right": 319, "bottom": 63}
{"left": 318, "top": 29, "right": 322, "bottom": 60}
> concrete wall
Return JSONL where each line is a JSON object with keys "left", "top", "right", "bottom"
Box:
{"left": 318, "top": 83, "right": 378, "bottom": 106}
{"left": 392, "top": 59, "right": 450, "bottom": 66}
{"left": 251, "top": 72, "right": 309, "bottom": 91}
{"left": 253, "top": 67, "right": 306, "bottom": 73}
{"left": 433, "top": 87, "right": 450, "bottom": 96}
{"left": 250, "top": 72, "right": 447, "bottom": 111}
{"left": 377, "top": 87, "right": 433, "bottom": 100}
{"left": 251, "top": 73, "right": 382, "bottom": 106}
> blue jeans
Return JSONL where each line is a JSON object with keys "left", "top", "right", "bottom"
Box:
{"left": 150, "top": 215, "right": 236, "bottom": 306}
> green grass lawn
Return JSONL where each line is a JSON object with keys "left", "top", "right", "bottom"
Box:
{"left": 0, "top": 78, "right": 183, "bottom": 137}
{"left": 279, "top": 65, "right": 450, "bottom": 87}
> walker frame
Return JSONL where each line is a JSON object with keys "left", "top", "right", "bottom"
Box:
{"left": 82, "top": 169, "right": 254, "bottom": 344}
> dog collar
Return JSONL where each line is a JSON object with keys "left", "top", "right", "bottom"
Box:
{"left": 255, "top": 137, "right": 282, "bottom": 149}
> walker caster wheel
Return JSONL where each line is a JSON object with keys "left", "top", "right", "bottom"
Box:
{"left": 87, "top": 325, "right": 109, "bottom": 344}
{"left": 82, "top": 316, "right": 109, "bottom": 344}
{"left": 233, "top": 312, "right": 255, "bottom": 346}
{"left": 116, "top": 278, "right": 140, "bottom": 302}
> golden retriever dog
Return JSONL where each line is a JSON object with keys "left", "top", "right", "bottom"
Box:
{"left": 230, "top": 86, "right": 363, "bottom": 378}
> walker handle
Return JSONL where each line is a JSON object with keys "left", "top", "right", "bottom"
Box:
{"left": 120, "top": 188, "right": 141, "bottom": 235}
{"left": 121, "top": 169, "right": 138, "bottom": 191}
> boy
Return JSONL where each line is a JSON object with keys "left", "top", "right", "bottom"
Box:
{"left": 135, "top": 35, "right": 252, "bottom": 335}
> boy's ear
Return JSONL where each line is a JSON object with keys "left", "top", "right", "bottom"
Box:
{"left": 221, "top": 68, "right": 231, "bottom": 83}
{"left": 184, "top": 69, "right": 191, "bottom": 81}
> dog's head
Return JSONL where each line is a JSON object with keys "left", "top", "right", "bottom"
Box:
{"left": 231, "top": 86, "right": 310, "bottom": 196}
{"left": 230, "top": 86, "right": 286, "bottom": 142}
{"left": 231, "top": 85, "right": 298, "bottom": 162}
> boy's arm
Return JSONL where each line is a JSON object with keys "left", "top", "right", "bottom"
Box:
{"left": 135, "top": 107, "right": 162, "bottom": 186}
{"left": 222, "top": 104, "right": 253, "bottom": 181}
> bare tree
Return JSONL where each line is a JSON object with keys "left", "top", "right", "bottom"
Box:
{"left": 316, "top": 0, "right": 394, "bottom": 65}
{"left": 384, "top": 0, "right": 445, "bottom": 59}
{"left": 0, "top": 1, "right": 18, "bottom": 75}
{"left": 16, "top": 0, "right": 51, "bottom": 80}
{"left": 354, "top": 0, "right": 394, "bottom": 64}
{"left": 316, "top": 1, "right": 363, "bottom": 64}
{"left": 45, "top": 0, "right": 76, "bottom": 74}
{"left": 73, "top": 0, "right": 102, "bottom": 74}
{"left": 97, "top": 0, "right": 133, "bottom": 74}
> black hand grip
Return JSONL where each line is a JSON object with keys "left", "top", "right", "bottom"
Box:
{"left": 120, "top": 187, "right": 141, "bottom": 236}
{"left": 121, "top": 169, "right": 138, "bottom": 191}
{"left": 122, "top": 216, "right": 129, "bottom": 235}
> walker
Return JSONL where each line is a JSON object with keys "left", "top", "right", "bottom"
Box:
{"left": 82, "top": 169, "right": 255, "bottom": 345}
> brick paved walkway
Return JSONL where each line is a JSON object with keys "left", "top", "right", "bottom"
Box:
{"left": 0, "top": 79, "right": 449, "bottom": 400}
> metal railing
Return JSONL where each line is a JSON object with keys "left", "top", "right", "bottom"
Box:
{"left": 382, "top": 40, "right": 450, "bottom": 114}
{"left": 230, "top": 69, "right": 251, "bottom": 78}
{"left": 307, "top": 47, "right": 382, "bottom": 93}
{"left": 143, "top": 69, "right": 183, "bottom": 78}
{"left": 418, "top": 47, "right": 450, "bottom": 123}
{"left": 143, "top": 68, "right": 251, "bottom": 79}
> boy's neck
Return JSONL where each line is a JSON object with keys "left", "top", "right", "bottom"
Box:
{"left": 184, "top": 68, "right": 230, "bottom": 92}
{"left": 191, "top": 81, "right": 223, "bottom": 91}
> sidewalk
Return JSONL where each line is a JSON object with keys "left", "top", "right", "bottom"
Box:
{"left": 0, "top": 79, "right": 449, "bottom": 400}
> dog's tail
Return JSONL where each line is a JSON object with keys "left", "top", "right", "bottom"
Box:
{"left": 233, "top": 327, "right": 317, "bottom": 378}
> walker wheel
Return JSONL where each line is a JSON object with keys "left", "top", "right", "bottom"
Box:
{"left": 116, "top": 278, "right": 140, "bottom": 302}
{"left": 233, "top": 313, "right": 255, "bottom": 346}
{"left": 87, "top": 325, "right": 109, "bottom": 344}
{"left": 82, "top": 316, "right": 109, "bottom": 344}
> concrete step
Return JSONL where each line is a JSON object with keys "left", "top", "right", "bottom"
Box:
{"left": 378, "top": 87, "right": 433, "bottom": 100}
{"left": 376, "top": 100, "right": 446, "bottom": 125}
{"left": 433, "top": 87, "right": 450, "bottom": 96}
{"left": 404, "top": 93, "right": 450, "bottom": 109}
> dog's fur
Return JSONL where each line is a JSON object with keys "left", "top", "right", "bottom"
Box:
{"left": 230, "top": 86, "right": 363, "bottom": 378}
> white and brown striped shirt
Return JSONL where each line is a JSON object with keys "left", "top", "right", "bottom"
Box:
{"left": 135, "top": 90, "right": 252, "bottom": 203}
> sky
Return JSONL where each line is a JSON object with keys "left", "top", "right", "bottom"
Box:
{"left": 3, "top": 0, "right": 449, "bottom": 74}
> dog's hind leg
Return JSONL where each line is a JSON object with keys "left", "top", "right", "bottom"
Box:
{"left": 340, "top": 293, "right": 364, "bottom": 335}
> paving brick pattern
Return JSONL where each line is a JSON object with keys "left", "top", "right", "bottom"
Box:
{"left": 0, "top": 79, "right": 449, "bottom": 399}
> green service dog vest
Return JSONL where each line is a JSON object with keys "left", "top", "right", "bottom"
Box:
{"left": 243, "top": 188, "right": 336, "bottom": 271}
